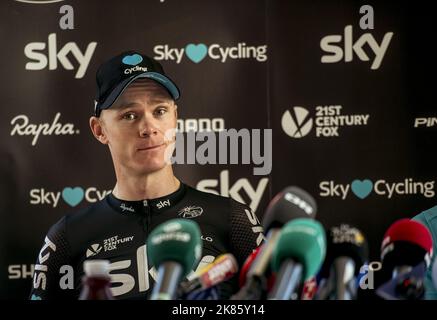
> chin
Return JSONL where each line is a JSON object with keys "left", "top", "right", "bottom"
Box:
{"left": 134, "top": 160, "right": 168, "bottom": 175}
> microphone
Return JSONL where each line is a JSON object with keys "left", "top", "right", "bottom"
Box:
{"left": 381, "top": 219, "right": 433, "bottom": 276}
{"left": 315, "top": 224, "right": 368, "bottom": 300}
{"left": 376, "top": 262, "right": 427, "bottom": 300}
{"left": 147, "top": 219, "right": 202, "bottom": 300}
{"left": 178, "top": 253, "right": 238, "bottom": 298}
{"left": 232, "top": 186, "right": 317, "bottom": 300}
{"left": 268, "top": 218, "right": 326, "bottom": 300}
{"left": 376, "top": 219, "right": 433, "bottom": 300}
{"left": 238, "top": 246, "right": 263, "bottom": 288}
{"left": 184, "top": 286, "right": 220, "bottom": 300}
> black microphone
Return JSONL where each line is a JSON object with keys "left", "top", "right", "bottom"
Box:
{"left": 375, "top": 219, "right": 433, "bottom": 300}
{"left": 231, "top": 186, "right": 317, "bottom": 300}
{"left": 315, "top": 224, "right": 368, "bottom": 300}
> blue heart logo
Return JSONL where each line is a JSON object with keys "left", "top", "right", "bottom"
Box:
{"left": 62, "top": 187, "right": 85, "bottom": 207}
{"left": 351, "top": 179, "right": 373, "bottom": 199}
{"left": 122, "top": 54, "right": 143, "bottom": 66}
{"left": 185, "top": 44, "right": 208, "bottom": 63}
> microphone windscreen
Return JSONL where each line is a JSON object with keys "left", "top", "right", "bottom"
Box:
{"left": 381, "top": 219, "right": 433, "bottom": 269}
{"left": 271, "top": 218, "right": 326, "bottom": 280}
{"left": 262, "top": 186, "right": 317, "bottom": 232}
{"left": 382, "top": 219, "right": 432, "bottom": 253}
{"left": 147, "top": 218, "right": 202, "bottom": 277}
{"left": 319, "top": 224, "right": 368, "bottom": 278}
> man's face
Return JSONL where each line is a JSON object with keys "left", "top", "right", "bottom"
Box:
{"left": 91, "top": 79, "right": 177, "bottom": 175}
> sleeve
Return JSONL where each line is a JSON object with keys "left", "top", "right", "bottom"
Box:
{"left": 29, "top": 216, "right": 74, "bottom": 300}
{"left": 217, "top": 199, "right": 265, "bottom": 299}
{"left": 412, "top": 210, "right": 437, "bottom": 300}
{"left": 228, "top": 199, "right": 265, "bottom": 267}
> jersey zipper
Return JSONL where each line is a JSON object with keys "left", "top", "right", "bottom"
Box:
{"left": 143, "top": 199, "right": 151, "bottom": 233}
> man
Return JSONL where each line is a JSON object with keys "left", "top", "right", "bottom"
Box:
{"left": 30, "top": 51, "right": 264, "bottom": 300}
{"left": 413, "top": 207, "right": 437, "bottom": 299}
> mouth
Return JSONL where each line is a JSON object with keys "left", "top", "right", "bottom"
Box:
{"left": 137, "top": 143, "right": 166, "bottom": 152}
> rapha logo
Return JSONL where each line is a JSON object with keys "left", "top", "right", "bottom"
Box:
{"left": 86, "top": 244, "right": 102, "bottom": 258}
{"left": 281, "top": 106, "right": 313, "bottom": 138}
{"left": 178, "top": 206, "right": 204, "bottom": 219}
{"left": 120, "top": 203, "right": 135, "bottom": 213}
{"left": 10, "top": 113, "right": 80, "bottom": 146}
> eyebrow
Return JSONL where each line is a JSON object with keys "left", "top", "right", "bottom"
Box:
{"left": 112, "top": 99, "right": 173, "bottom": 111}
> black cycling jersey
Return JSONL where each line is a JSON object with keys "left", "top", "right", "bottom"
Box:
{"left": 29, "top": 182, "right": 265, "bottom": 300}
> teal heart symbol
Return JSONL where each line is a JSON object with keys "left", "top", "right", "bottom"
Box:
{"left": 185, "top": 44, "right": 208, "bottom": 63}
{"left": 351, "top": 179, "right": 373, "bottom": 199}
{"left": 122, "top": 54, "right": 143, "bottom": 66}
{"left": 62, "top": 187, "right": 85, "bottom": 207}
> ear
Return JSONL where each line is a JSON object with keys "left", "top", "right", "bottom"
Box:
{"left": 89, "top": 116, "right": 109, "bottom": 144}
{"left": 174, "top": 104, "right": 178, "bottom": 120}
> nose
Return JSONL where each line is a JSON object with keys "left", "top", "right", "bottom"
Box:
{"left": 139, "top": 114, "right": 158, "bottom": 137}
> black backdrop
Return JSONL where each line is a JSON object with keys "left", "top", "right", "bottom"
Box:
{"left": 0, "top": 0, "right": 435, "bottom": 299}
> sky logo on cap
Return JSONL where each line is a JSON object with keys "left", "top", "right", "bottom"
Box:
{"left": 122, "top": 54, "right": 143, "bottom": 66}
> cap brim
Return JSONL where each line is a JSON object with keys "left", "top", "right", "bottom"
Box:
{"left": 98, "top": 72, "right": 180, "bottom": 111}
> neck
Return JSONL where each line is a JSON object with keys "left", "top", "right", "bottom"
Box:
{"left": 112, "top": 166, "right": 180, "bottom": 201}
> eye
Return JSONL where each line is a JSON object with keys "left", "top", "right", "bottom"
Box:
{"left": 122, "top": 112, "right": 137, "bottom": 121}
{"left": 154, "top": 107, "right": 168, "bottom": 117}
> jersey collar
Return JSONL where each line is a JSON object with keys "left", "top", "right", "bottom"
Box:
{"left": 107, "top": 182, "right": 186, "bottom": 215}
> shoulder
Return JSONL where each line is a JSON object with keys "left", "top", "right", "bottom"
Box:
{"left": 412, "top": 205, "right": 437, "bottom": 239}
{"left": 184, "top": 184, "right": 232, "bottom": 204}
{"left": 413, "top": 206, "right": 437, "bottom": 299}
{"left": 182, "top": 185, "right": 234, "bottom": 215}
{"left": 183, "top": 184, "right": 256, "bottom": 217}
{"left": 48, "top": 199, "right": 111, "bottom": 238}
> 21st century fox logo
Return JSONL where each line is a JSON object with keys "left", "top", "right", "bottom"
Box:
{"left": 281, "top": 105, "right": 370, "bottom": 138}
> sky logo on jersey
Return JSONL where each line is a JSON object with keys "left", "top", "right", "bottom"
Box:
{"left": 156, "top": 199, "right": 171, "bottom": 209}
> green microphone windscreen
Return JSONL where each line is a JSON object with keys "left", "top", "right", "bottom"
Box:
{"left": 147, "top": 219, "right": 202, "bottom": 277}
{"left": 271, "top": 218, "right": 326, "bottom": 280}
